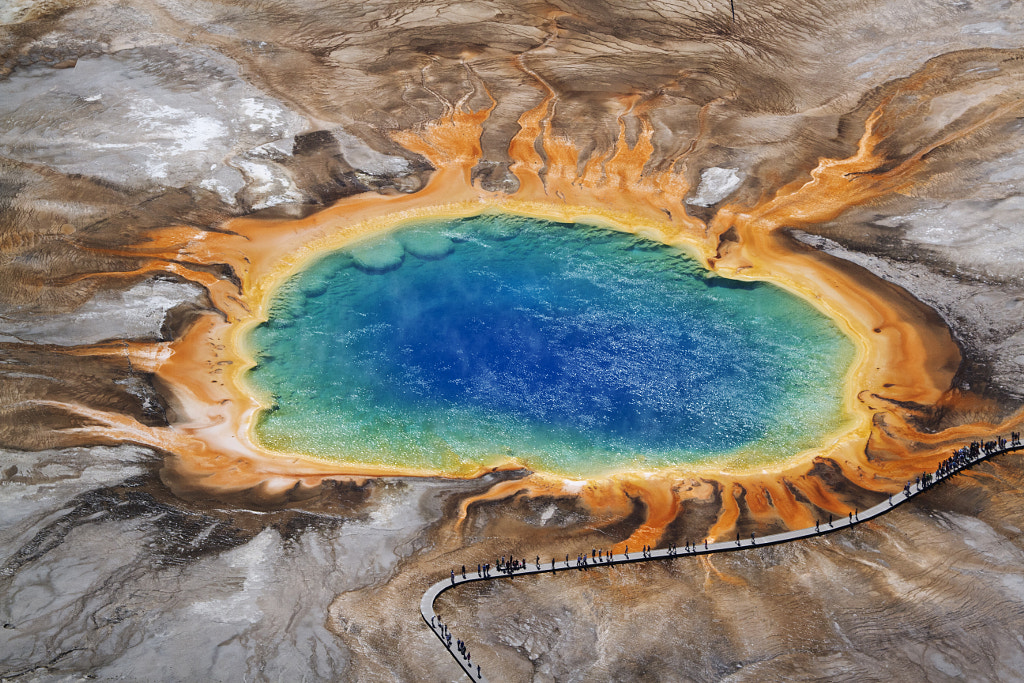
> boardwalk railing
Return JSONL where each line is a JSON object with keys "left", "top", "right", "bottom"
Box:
{"left": 422, "top": 437, "right": 1023, "bottom": 682}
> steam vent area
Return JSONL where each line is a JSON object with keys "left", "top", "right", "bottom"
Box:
{"left": 3, "top": 1, "right": 1024, "bottom": 680}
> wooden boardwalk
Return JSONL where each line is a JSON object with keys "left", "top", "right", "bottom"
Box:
{"left": 421, "top": 438, "right": 1023, "bottom": 682}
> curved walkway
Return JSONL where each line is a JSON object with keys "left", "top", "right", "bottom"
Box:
{"left": 421, "top": 436, "right": 1023, "bottom": 682}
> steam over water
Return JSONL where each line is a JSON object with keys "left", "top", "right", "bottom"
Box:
{"left": 245, "top": 214, "right": 855, "bottom": 476}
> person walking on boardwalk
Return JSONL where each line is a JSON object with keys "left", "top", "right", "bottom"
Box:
{"left": 451, "top": 569, "right": 455, "bottom": 585}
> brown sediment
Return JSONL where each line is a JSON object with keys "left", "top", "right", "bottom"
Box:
{"left": 700, "top": 555, "right": 746, "bottom": 588}
{"left": 34, "top": 68, "right": 1024, "bottom": 543}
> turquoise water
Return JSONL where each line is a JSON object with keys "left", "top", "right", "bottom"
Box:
{"left": 245, "top": 214, "right": 855, "bottom": 477}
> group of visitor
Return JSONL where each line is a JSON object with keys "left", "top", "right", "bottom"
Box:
{"left": 666, "top": 539, "right": 709, "bottom": 555}
{"left": 430, "top": 616, "right": 482, "bottom": 679}
{"left": 450, "top": 434, "right": 1024, "bottom": 588}
{"left": 498, "top": 555, "right": 530, "bottom": 575}
{"left": 452, "top": 538, "right": 728, "bottom": 586}
{"left": 906, "top": 433, "right": 1021, "bottom": 498}
{"left": 433, "top": 433, "right": 1023, "bottom": 681}
{"left": 456, "top": 638, "right": 473, "bottom": 670}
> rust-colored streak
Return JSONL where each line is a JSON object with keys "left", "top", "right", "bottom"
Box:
{"left": 791, "top": 472, "right": 855, "bottom": 517}
{"left": 700, "top": 555, "right": 746, "bottom": 588}
{"left": 707, "top": 483, "right": 742, "bottom": 543}
{"left": 764, "top": 480, "right": 815, "bottom": 530}
{"left": 616, "top": 479, "right": 681, "bottom": 552}
{"left": 390, "top": 100, "right": 495, "bottom": 184}
{"left": 508, "top": 94, "right": 552, "bottom": 197}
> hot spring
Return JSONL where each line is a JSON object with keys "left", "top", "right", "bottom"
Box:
{"left": 242, "top": 213, "right": 855, "bottom": 478}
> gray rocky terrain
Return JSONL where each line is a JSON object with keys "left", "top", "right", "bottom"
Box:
{"left": 2, "top": 1, "right": 1024, "bottom": 681}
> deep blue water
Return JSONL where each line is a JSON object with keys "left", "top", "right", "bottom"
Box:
{"left": 245, "top": 213, "right": 854, "bottom": 476}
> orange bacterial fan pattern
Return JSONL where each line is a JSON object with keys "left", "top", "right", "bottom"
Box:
{"left": 46, "top": 59, "right": 1024, "bottom": 547}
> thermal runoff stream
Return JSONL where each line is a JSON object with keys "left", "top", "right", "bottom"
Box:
{"left": 243, "top": 213, "right": 855, "bottom": 478}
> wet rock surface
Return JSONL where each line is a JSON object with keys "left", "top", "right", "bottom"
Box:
{"left": 2, "top": 0, "right": 1024, "bottom": 680}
